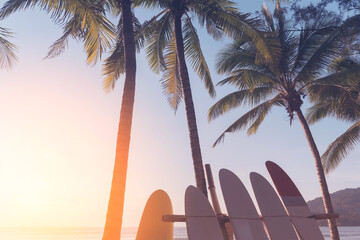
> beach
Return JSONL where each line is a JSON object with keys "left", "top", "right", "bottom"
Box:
{"left": 0, "top": 227, "right": 359, "bottom": 240}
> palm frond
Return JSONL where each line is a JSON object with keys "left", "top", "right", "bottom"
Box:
{"left": 143, "top": 12, "right": 173, "bottom": 74}
{"left": 216, "top": 39, "right": 257, "bottom": 74}
{"left": 307, "top": 84, "right": 360, "bottom": 123}
{"left": 212, "top": 96, "right": 281, "bottom": 146}
{"left": 102, "top": 13, "right": 144, "bottom": 91}
{"left": 292, "top": 26, "right": 336, "bottom": 76}
{"left": 261, "top": 3, "right": 275, "bottom": 32}
{"left": 322, "top": 121, "right": 360, "bottom": 173}
{"left": 329, "top": 56, "right": 359, "bottom": 72}
{"left": 308, "top": 69, "right": 360, "bottom": 94}
{"left": 1, "top": 0, "right": 116, "bottom": 64}
{"left": 274, "top": 6, "right": 297, "bottom": 80}
{"left": 294, "top": 14, "right": 360, "bottom": 84}
{"left": 133, "top": 0, "right": 170, "bottom": 9}
{"left": 190, "top": 0, "right": 237, "bottom": 40}
{"left": 183, "top": 16, "right": 215, "bottom": 97}
{"left": 0, "top": 27, "right": 18, "bottom": 69}
{"left": 208, "top": 87, "right": 275, "bottom": 121}
{"left": 217, "top": 68, "right": 279, "bottom": 91}
{"left": 216, "top": 10, "right": 281, "bottom": 65}
{"left": 161, "top": 35, "right": 183, "bottom": 111}
{"left": 78, "top": 6, "right": 115, "bottom": 65}
{"left": 102, "top": 35, "right": 125, "bottom": 91}
{"left": 306, "top": 103, "right": 337, "bottom": 124}
{"left": 45, "top": 16, "right": 78, "bottom": 59}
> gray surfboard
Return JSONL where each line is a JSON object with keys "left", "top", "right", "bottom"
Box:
{"left": 219, "top": 169, "right": 268, "bottom": 240}
{"left": 250, "top": 172, "right": 298, "bottom": 240}
{"left": 185, "top": 185, "right": 224, "bottom": 240}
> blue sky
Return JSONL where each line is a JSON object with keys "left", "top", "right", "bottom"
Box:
{"left": 0, "top": 0, "right": 359, "bottom": 228}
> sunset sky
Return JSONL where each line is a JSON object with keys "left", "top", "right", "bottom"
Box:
{"left": 0, "top": 0, "right": 359, "bottom": 228}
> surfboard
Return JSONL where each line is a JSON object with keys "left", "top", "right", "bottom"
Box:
{"left": 266, "top": 161, "right": 325, "bottom": 240}
{"left": 250, "top": 172, "right": 298, "bottom": 240}
{"left": 219, "top": 169, "right": 268, "bottom": 240}
{"left": 185, "top": 185, "right": 224, "bottom": 240}
{"left": 135, "top": 189, "right": 173, "bottom": 240}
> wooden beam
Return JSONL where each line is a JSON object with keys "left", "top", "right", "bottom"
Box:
{"left": 311, "top": 213, "right": 340, "bottom": 220}
{"left": 162, "top": 213, "right": 340, "bottom": 222}
{"left": 162, "top": 214, "right": 186, "bottom": 222}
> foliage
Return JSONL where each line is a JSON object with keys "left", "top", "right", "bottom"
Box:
{"left": 134, "top": 0, "right": 275, "bottom": 111}
{"left": 291, "top": 0, "right": 360, "bottom": 27}
{"left": 0, "top": 26, "right": 17, "bottom": 69}
{"left": 208, "top": 4, "right": 360, "bottom": 146}
{"left": 0, "top": 0, "right": 116, "bottom": 65}
{"left": 307, "top": 57, "right": 360, "bottom": 173}
{"left": 102, "top": 9, "right": 144, "bottom": 91}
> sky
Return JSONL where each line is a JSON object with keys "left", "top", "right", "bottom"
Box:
{"left": 0, "top": 0, "right": 359, "bottom": 229}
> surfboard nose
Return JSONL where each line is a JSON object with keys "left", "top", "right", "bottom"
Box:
{"left": 185, "top": 186, "right": 214, "bottom": 217}
{"left": 185, "top": 185, "right": 224, "bottom": 240}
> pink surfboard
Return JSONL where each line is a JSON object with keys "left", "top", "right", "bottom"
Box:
{"left": 185, "top": 185, "right": 224, "bottom": 240}
{"left": 219, "top": 169, "right": 268, "bottom": 240}
{"left": 250, "top": 172, "right": 298, "bottom": 240}
{"left": 135, "top": 190, "right": 173, "bottom": 240}
{"left": 266, "top": 161, "right": 325, "bottom": 240}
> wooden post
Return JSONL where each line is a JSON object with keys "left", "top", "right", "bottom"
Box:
{"left": 205, "top": 164, "right": 234, "bottom": 240}
{"left": 205, "top": 164, "right": 222, "bottom": 214}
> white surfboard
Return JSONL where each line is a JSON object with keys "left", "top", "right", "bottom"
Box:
{"left": 185, "top": 185, "right": 224, "bottom": 240}
{"left": 135, "top": 190, "right": 173, "bottom": 240}
{"left": 266, "top": 161, "right": 325, "bottom": 240}
{"left": 250, "top": 172, "right": 298, "bottom": 240}
{"left": 219, "top": 169, "right": 268, "bottom": 240}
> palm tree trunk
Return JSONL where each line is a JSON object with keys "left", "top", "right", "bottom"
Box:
{"left": 102, "top": 0, "right": 136, "bottom": 239}
{"left": 295, "top": 109, "right": 340, "bottom": 240}
{"left": 174, "top": 14, "right": 207, "bottom": 196}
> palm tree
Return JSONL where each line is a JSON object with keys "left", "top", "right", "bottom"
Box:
{"left": 100, "top": 0, "right": 144, "bottom": 239}
{"left": 208, "top": 5, "right": 360, "bottom": 239}
{"left": 307, "top": 56, "right": 360, "bottom": 173}
{"left": 134, "top": 0, "right": 269, "bottom": 196}
{"left": 0, "top": 26, "right": 17, "bottom": 69}
{"left": 0, "top": 1, "right": 138, "bottom": 239}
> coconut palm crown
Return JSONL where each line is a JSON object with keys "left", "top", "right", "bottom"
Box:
{"left": 0, "top": 0, "right": 115, "bottom": 65}
{"left": 209, "top": 5, "right": 360, "bottom": 240}
{"left": 307, "top": 56, "right": 360, "bottom": 173}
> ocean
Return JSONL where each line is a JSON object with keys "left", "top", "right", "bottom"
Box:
{"left": 0, "top": 227, "right": 359, "bottom": 239}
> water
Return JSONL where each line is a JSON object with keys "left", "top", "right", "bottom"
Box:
{"left": 0, "top": 227, "right": 359, "bottom": 239}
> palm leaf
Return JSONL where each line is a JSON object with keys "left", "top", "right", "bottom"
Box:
{"left": 183, "top": 15, "right": 215, "bottom": 97}
{"left": 45, "top": 16, "right": 79, "bottom": 59}
{"left": 102, "top": 13, "right": 144, "bottom": 91}
{"left": 294, "top": 14, "right": 360, "bottom": 84}
{"left": 322, "top": 121, "right": 360, "bottom": 173}
{"left": 1, "top": 0, "right": 116, "bottom": 64}
{"left": 102, "top": 33, "right": 125, "bottom": 91}
{"left": 189, "top": 0, "right": 237, "bottom": 40}
{"left": 208, "top": 87, "right": 276, "bottom": 121}
{"left": 143, "top": 11, "right": 173, "bottom": 74}
{"left": 161, "top": 35, "right": 183, "bottom": 111}
{"left": 0, "top": 27, "right": 18, "bottom": 69}
{"left": 133, "top": 0, "right": 170, "bottom": 9}
{"left": 212, "top": 96, "right": 281, "bottom": 146}
{"left": 216, "top": 39, "right": 257, "bottom": 74}
{"left": 215, "top": 10, "right": 281, "bottom": 65}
